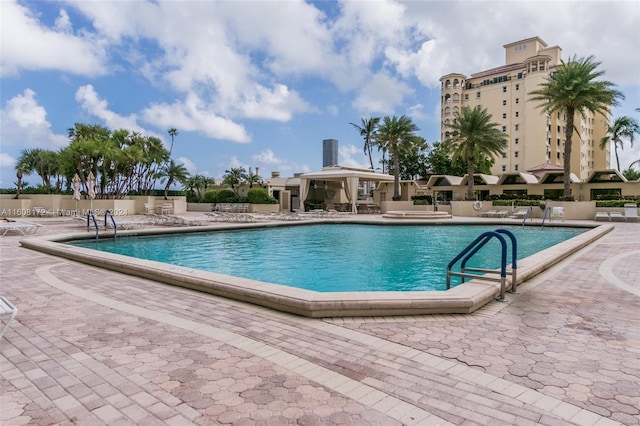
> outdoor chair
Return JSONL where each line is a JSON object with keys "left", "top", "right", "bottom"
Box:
{"left": 0, "top": 296, "right": 17, "bottom": 340}
{"left": 624, "top": 203, "right": 639, "bottom": 222}
{"left": 481, "top": 210, "right": 498, "bottom": 217}
{"left": 609, "top": 211, "right": 625, "bottom": 222}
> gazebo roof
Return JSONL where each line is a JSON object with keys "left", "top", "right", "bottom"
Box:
{"left": 300, "top": 167, "right": 394, "bottom": 182}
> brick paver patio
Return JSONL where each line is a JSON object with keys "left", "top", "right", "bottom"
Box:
{"left": 1, "top": 216, "right": 638, "bottom": 425}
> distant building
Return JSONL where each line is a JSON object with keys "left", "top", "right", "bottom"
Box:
{"left": 322, "top": 139, "right": 338, "bottom": 167}
{"left": 439, "top": 36, "right": 610, "bottom": 181}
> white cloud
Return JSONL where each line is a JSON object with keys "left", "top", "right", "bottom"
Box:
{"left": 339, "top": 144, "right": 369, "bottom": 169}
{"left": 400, "top": 1, "right": 640, "bottom": 87}
{"left": 0, "top": 89, "right": 67, "bottom": 149}
{"left": 251, "top": 149, "right": 311, "bottom": 174}
{"left": 0, "top": 1, "right": 108, "bottom": 77}
{"left": 353, "top": 72, "right": 413, "bottom": 114}
{"left": 0, "top": 153, "right": 16, "bottom": 168}
{"left": 176, "top": 156, "right": 197, "bottom": 175}
{"left": 253, "top": 149, "right": 284, "bottom": 166}
{"left": 75, "top": 85, "right": 142, "bottom": 132}
{"left": 142, "top": 93, "right": 251, "bottom": 143}
{"left": 406, "top": 104, "right": 426, "bottom": 121}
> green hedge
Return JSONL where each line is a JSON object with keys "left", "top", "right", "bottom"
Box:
{"left": 595, "top": 200, "right": 639, "bottom": 207}
{"left": 246, "top": 188, "right": 277, "bottom": 204}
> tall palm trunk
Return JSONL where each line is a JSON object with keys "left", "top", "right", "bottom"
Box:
{"left": 392, "top": 142, "right": 400, "bottom": 199}
{"left": 466, "top": 150, "right": 475, "bottom": 200}
{"left": 563, "top": 108, "right": 575, "bottom": 199}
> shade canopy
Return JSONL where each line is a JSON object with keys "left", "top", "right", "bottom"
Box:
{"left": 299, "top": 168, "right": 394, "bottom": 214}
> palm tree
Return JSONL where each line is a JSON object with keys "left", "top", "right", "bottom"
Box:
{"left": 444, "top": 107, "right": 508, "bottom": 201}
{"left": 350, "top": 117, "right": 380, "bottom": 170}
{"left": 599, "top": 116, "right": 639, "bottom": 172}
{"left": 13, "top": 163, "right": 29, "bottom": 199}
{"left": 529, "top": 55, "right": 623, "bottom": 199}
{"left": 223, "top": 167, "right": 247, "bottom": 196}
{"left": 159, "top": 160, "right": 190, "bottom": 200}
{"left": 376, "top": 115, "right": 419, "bottom": 200}
{"left": 167, "top": 128, "right": 178, "bottom": 159}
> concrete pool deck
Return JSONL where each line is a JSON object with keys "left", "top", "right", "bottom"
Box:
{"left": 1, "top": 214, "right": 639, "bottom": 425}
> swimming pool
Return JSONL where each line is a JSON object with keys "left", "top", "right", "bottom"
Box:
{"left": 23, "top": 220, "right": 611, "bottom": 317}
{"left": 71, "top": 224, "right": 586, "bottom": 292}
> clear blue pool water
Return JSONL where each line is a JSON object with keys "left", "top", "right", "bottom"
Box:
{"left": 71, "top": 224, "right": 585, "bottom": 292}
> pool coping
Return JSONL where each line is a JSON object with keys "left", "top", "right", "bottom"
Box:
{"left": 20, "top": 221, "right": 614, "bottom": 317}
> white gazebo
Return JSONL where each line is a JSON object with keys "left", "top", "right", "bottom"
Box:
{"left": 299, "top": 167, "right": 394, "bottom": 214}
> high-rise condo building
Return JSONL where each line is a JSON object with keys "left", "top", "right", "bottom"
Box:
{"left": 439, "top": 36, "right": 610, "bottom": 180}
{"left": 323, "top": 139, "right": 339, "bottom": 167}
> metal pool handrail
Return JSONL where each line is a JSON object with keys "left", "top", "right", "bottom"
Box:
{"left": 86, "top": 210, "right": 99, "bottom": 241}
{"left": 446, "top": 229, "right": 518, "bottom": 301}
{"left": 521, "top": 206, "right": 533, "bottom": 226}
{"left": 541, "top": 206, "right": 552, "bottom": 227}
{"left": 105, "top": 209, "right": 117, "bottom": 239}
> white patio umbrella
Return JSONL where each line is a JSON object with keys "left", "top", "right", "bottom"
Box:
{"left": 87, "top": 171, "right": 96, "bottom": 213}
{"left": 72, "top": 174, "right": 81, "bottom": 215}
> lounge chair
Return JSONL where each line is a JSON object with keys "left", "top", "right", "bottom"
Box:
{"left": 494, "top": 210, "right": 509, "bottom": 218}
{"left": 609, "top": 211, "right": 625, "bottom": 222}
{"left": 0, "top": 221, "right": 41, "bottom": 236}
{"left": 481, "top": 210, "right": 498, "bottom": 217}
{"left": 594, "top": 211, "right": 610, "bottom": 222}
{"left": 0, "top": 296, "right": 17, "bottom": 340}
{"left": 624, "top": 203, "right": 639, "bottom": 222}
{"left": 511, "top": 208, "right": 531, "bottom": 219}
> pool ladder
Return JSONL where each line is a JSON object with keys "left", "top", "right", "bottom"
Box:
{"left": 86, "top": 210, "right": 117, "bottom": 241}
{"left": 446, "top": 228, "right": 517, "bottom": 301}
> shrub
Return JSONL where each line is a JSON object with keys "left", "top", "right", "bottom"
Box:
{"left": 214, "top": 189, "right": 238, "bottom": 203}
{"left": 246, "top": 188, "right": 277, "bottom": 204}
{"left": 202, "top": 189, "right": 219, "bottom": 203}
{"left": 411, "top": 195, "right": 433, "bottom": 205}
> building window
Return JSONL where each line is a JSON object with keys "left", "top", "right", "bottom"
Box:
{"left": 557, "top": 152, "right": 561, "bottom": 160}
{"left": 501, "top": 165, "right": 507, "bottom": 172}
{"left": 514, "top": 164, "right": 519, "bottom": 171}
{"left": 502, "top": 99, "right": 507, "bottom": 106}
{"left": 515, "top": 124, "right": 519, "bottom": 131}
{"left": 502, "top": 113, "right": 507, "bottom": 119}
{"left": 503, "top": 86, "right": 507, "bottom": 93}
{"left": 557, "top": 138, "right": 560, "bottom": 146}
{"left": 502, "top": 126, "right": 507, "bottom": 133}
{"left": 476, "top": 92, "right": 481, "bottom": 98}
{"left": 515, "top": 138, "right": 519, "bottom": 144}
{"left": 515, "top": 98, "right": 519, "bottom": 104}
{"left": 502, "top": 153, "right": 507, "bottom": 159}
{"left": 515, "top": 151, "right": 519, "bottom": 158}
{"left": 515, "top": 84, "right": 520, "bottom": 90}
{"left": 515, "top": 111, "right": 519, "bottom": 117}
{"left": 464, "top": 94, "right": 469, "bottom": 100}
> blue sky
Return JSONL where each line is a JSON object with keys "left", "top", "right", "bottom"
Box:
{"left": 1, "top": 0, "right": 639, "bottom": 188}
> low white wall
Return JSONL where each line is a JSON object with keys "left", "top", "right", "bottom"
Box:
{"left": 187, "top": 203, "right": 214, "bottom": 212}
{"left": 0, "top": 198, "right": 34, "bottom": 217}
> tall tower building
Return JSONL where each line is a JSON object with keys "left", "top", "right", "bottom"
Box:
{"left": 323, "top": 139, "right": 338, "bottom": 167}
{"left": 439, "top": 37, "right": 610, "bottom": 180}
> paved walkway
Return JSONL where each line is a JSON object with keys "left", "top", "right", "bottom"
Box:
{"left": 1, "top": 217, "right": 639, "bottom": 425}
